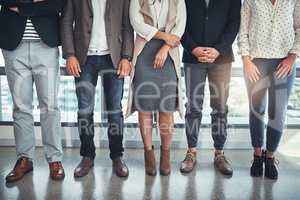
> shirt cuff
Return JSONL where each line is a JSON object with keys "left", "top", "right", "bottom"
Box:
{"left": 145, "top": 28, "right": 158, "bottom": 42}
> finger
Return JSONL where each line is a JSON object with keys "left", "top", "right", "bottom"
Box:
{"left": 276, "top": 66, "right": 286, "bottom": 79}
{"left": 70, "top": 66, "right": 76, "bottom": 77}
{"left": 277, "top": 67, "right": 289, "bottom": 79}
{"left": 74, "top": 66, "right": 80, "bottom": 77}
{"left": 117, "top": 64, "right": 122, "bottom": 75}
{"left": 254, "top": 67, "right": 261, "bottom": 76}
{"left": 77, "top": 64, "right": 81, "bottom": 73}
{"left": 154, "top": 59, "right": 158, "bottom": 69}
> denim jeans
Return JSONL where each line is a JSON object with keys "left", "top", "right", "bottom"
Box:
{"left": 184, "top": 62, "right": 232, "bottom": 150}
{"left": 75, "top": 55, "right": 124, "bottom": 160}
{"left": 245, "top": 58, "right": 295, "bottom": 152}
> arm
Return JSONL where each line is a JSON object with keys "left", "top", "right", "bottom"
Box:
{"left": 238, "top": 0, "right": 251, "bottom": 57}
{"left": 181, "top": 0, "right": 198, "bottom": 53}
{"left": 60, "top": 0, "right": 75, "bottom": 60}
{"left": 214, "top": 0, "right": 241, "bottom": 56}
{"left": 170, "top": 0, "right": 187, "bottom": 38}
{"left": 0, "top": 0, "right": 34, "bottom": 7}
{"left": 121, "top": 0, "right": 134, "bottom": 61}
{"left": 18, "top": 0, "right": 64, "bottom": 17}
{"left": 129, "top": 0, "right": 158, "bottom": 41}
{"left": 290, "top": 0, "right": 300, "bottom": 57}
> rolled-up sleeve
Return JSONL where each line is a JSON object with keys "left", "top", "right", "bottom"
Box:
{"left": 238, "top": 0, "right": 251, "bottom": 56}
{"left": 290, "top": 0, "right": 300, "bottom": 56}
{"left": 170, "top": 0, "right": 187, "bottom": 38}
{"left": 129, "top": 0, "right": 158, "bottom": 41}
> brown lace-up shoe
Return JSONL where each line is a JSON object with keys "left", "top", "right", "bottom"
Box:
{"left": 6, "top": 157, "right": 33, "bottom": 183}
{"left": 74, "top": 157, "right": 94, "bottom": 178}
{"left": 160, "top": 146, "right": 171, "bottom": 176}
{"left": 144, "top": 146, "right": 157, "bottom": 176}
{"left": 214, "top": 153, "right": 233, "bottom": 176}
{"left": 49, "top": 161, "right": 65, "bottom": 181}
{"left": 113, "top": 157, "right": 129, "bottom": 178}
{"left": 180, "top": 150, "right": 197, "bottom": 174}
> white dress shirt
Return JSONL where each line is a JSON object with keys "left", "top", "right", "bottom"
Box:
{"left": 88, "top": 0, "right": 110, "bottom": 56}
{"left": 239, "top": 0, "right": 300, "bottom": 59}
{"left": 130, "top": 0, "right": 187, "bottom": 41}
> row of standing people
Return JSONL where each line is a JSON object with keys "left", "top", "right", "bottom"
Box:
{"left": 0, "top": 0, "right": 299, "bottom": 183}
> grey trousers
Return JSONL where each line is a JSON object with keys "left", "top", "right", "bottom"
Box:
{"left": 184, "top": 62, "right": 232, "bottom": 150}
{"left": 1, "top": 41, "right": 63, "bottom": 162}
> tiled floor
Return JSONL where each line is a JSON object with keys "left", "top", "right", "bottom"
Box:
{"left": 0, "top": 147, "right": 300, "bottom": 200}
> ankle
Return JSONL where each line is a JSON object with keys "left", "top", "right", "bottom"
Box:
{"left": 254, "top": 148, "right": 263, "bottom": 157}
{"left": 266, "top": 151, "right": 274, "bottom": 159}
{"left": 188, "top": 148, "right": 197, "bottom": 153}
{"left": 215, "top": 150, "right": 224, "bottom": 156}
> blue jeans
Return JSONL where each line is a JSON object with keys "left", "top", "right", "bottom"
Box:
{"left": 75, "top": 55, "right": 124, "bottom": 160}
{"left": 245, "top": 58, "right": 295, "bottom": 152}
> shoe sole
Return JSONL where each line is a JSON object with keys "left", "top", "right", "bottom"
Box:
{"left": 6, "top": 167, "right": 33, "bottom": 183}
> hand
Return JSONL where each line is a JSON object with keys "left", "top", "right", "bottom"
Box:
{"left": 163, "top": 33, "right": 181, "bottom": 48}
{"left": 243, "top": 56, "right": 261, "bottom": 82}
{"left": 66, "top": 56, "right": 81, "bottom": 77}
{"left": 192, "top": 47, "right": 208, "bottom": 58}
{"left": 275, "top": 54, "right": 296, "bottom": 79}
{"left": 117, "top": 59, "right": 132, "bottom": 79}
{"left": 205, "top": 48, "right": 220, "bottom": 63}
{"left": 9, "top": 7, "right": 19, "bottom": 13}
{"left": 154, "top": 45, "right": 170, "bottom": 68}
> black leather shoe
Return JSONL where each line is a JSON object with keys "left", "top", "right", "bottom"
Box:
{"left": 265, "top": 157, "right": 278, "bottom": 180}
{"left": 250, "top": 155, "right": 264, "bottom": 177}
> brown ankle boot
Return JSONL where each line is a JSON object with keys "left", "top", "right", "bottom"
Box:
{"left": 144, "top": 146, "right": 157, "bottom": 176}
{"left": 160, "top": 146, "right": 171, "bottom": 176}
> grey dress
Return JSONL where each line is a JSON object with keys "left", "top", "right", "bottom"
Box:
{"left": 133, "top": 39, "right": 177, "bottom": 112}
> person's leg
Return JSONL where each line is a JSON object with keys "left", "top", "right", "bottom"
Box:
{"left": 2, "top": 43, "right": 35, "bottom": 160}
{"left": 264, "top": 59, "right": 296, "bottom": 180}
{"left": 75, "top": 56, "right": 99, "bottom": 160}
{"left": 266, "top": 61, "right": 295, "bottom": 154}
{"left": 101, "top": 56, "right": 124, "bottom": 160}
{"left": 207, "top": 62, "right": 233, "bottom": 176}
{"left": 31, "top": 41, "right": 62, "bottom": 163}
{"left": 184, "top": 63, "right": 208, "bottom": 151}
{"left": 207, "top": 63, "right": 231, "bottom": 152}
{"left": 139, "top": 112, "right": 156, "bottom": 176}
{"left": 31, "top": 41, "right": 65, "bottom": 180}
{"left": 2, "top": 42, "right": 35, "bottom": 182}
{"left": 159, "top": 112, "right": 174, "bottom": 176}
{"left": 245, "top": 58, "right": 272, "bottom": 177}
{"left": 180, "top": 63, "right": 207, "bottom": 173}
{"left": 101, "top": 55, "right": 128, "bottom": 177}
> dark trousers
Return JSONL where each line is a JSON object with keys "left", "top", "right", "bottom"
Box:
{"left": 245, "top": 58, "right": 295, "bottom": 152}
{"left": 184, "top": 62, "right": 232, "bottom": 150}
{"left": 75, "top": 55, "right": 124, "bottom": 160}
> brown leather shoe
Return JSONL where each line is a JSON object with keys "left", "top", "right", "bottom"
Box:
{"left": 49, "top": 161, "right": 65, "bottom": 181}
{"left": 74, "top": 157, "right": 94, "bottom": 178}
{"left": 180, "top": 150, "right": 197, "bottom": 174}
{"left": 160, "top": 146, "right": 171, "bottom": 176}
{"left": 6, "top": 157, "right": 33, "bottom": 183}
{"left": 214, "top": 153, "right": 233, "bottom": 176}
{"left": 144, "top": 146, "right": 157, "bottom": 176}
{"left": 113, "top": 157, "right": 129, "bottom": 178}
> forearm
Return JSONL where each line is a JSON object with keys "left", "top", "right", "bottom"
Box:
{"left": 18, "top": 0, "right": 64, "bottom": 17}
{"left": 0, "top": 0, "right": 34, "bottom": 7}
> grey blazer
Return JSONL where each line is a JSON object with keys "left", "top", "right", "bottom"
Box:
{"left": 60, "top": 0, "right": 134, "bottom": 67}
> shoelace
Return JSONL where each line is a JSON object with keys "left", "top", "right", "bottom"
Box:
{"left": 184, "top": 153, "right": 195, "bottom": 162}
{"left": 51, "top": 162, "right": 62, "bottom": 171}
